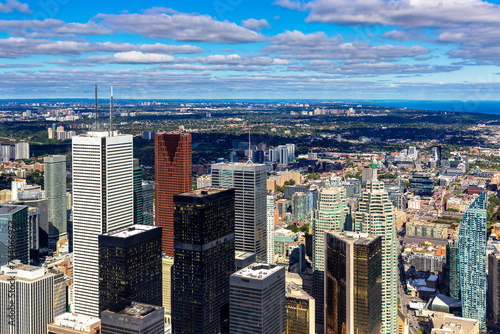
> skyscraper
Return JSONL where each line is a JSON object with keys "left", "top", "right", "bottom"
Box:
{"left": 0, "top": 261, "right": 54, "bottom": 334}
{"left": 325, "top": 231, "right": 382, "bottom": 334}
{"left": 444, "top": 239, "right": 460, "bottom": 300}
{"left": 72, "top": 131, "right": 134, "bottom": 317}
{"left": 459, "top": 192, "right": 487, "bottom": 327}
{"left": 230, "top": 263, "right": 286, "bottom": 334}
{"left": 312, "top": 187, "right": 347, "bottom": 327}
{"left": 0, "top": 204, "right": 29, "bottom": 266}
{"left": 354, "top": 181, "right": 397, "bottom": 334}
{"left": 285, "top": 282, "right": 315, "bottom": 334}
{"left": 133, "top": 158, "right": 143, "bottom": 225}
{"left": 292, "top": 192, "right": 309, "bottom": 226}
{"left": 15, "top": 141, "right": 30, "bottom": 160}
{"left": 155, "top": 132, "right": 192, "bottom": 256}
{"left": 286, "top": 143, "right": 295, "bottom": 162}
{"left": 211, "top": 162, "right": 267, "bottom": 262}
{"left": 488, "top": 246, "right": 500, "bottom": 327}
{"left": 162, "top": 254, "right": 174, "bottom": 326}
{"left": 172, "top": 187, "right": 235, "bottom": 334}
{"left": 44, "top": 155, "right": 67, "bottom": 240}
{"left": 98, "top": 225, "right": 162, "bottom": 313}
{"left": 277, "top": 145, "right": 289, "bottom": 165}
{"left": 101, "top": 301, "right": 164, "bottom": 334}
{"left": 267, "top": 195, "right": 275, "bottom": 264}
{"left": 142, "top": 181, "right": 154, "bottom": 226}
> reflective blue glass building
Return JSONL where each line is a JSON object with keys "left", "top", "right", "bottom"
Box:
{"left": 459, "top": 192, "right": 487, "bottom": 327}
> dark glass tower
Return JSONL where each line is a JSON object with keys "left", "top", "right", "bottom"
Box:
{"left": 172, "top": 187, "right": 235, "bottom": 334}
{"left": 133, "top": 158, "right": 143, "bottom": 225}
{"left": 443, "top": 239, "right": 460, "bottom": 300}
{"left": 0, "top": 204, "right": 29, "bottom": 265}
{"left": 98, "top": 224, "right": 162, "bottom": 313}
{"left": 325, "top": 231, "right": 382, "bottom": 334}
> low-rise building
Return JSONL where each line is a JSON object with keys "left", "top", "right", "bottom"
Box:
{"left": 428, "top": 312, "right": 479, "bottom": 334}
{"left": 47, "top": 313, "right": 101, "bottom": 334}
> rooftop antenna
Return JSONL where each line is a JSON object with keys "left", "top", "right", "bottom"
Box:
{"left": 247, "top": 124, "right": 252, "bottom": 163}
{"left": 94, "top": 84, "right": 98, "bottom": 131}
{"left": 109, "top": 86, "right": 113, "bottom": 136}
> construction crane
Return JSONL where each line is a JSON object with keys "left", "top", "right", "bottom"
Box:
{"left": 54, "top": 282, "right": 64, "bottom": 308}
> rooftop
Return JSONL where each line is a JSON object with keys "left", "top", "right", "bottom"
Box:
{"left": 52, "top": 313, "right": 101, "bottom": 331}
{"left": 176, "top": 187, "right": 231, "bottom": 198}
{"left": 101, "top": 224, "right": 159, "bottom": 239}
{"left": 285, "top": 282, "right": 314, "bottom": 300}
{"left": 0, "top": 261, "right": 48, "bottom": 281}
{"left": 235, "top": 251, "right": 255, "bottom": 260}
{"left": 430, "top": 312, "right": 479, "bottom": 333}
{"left": 232, "top": 263, "right": 283, "bottom": 280}
{"left": 0, "top": 204, "right": 27, "bottom": 215}
{"left": 103, "top": 301, "right": 162, "bottom": 319}
{"left": 329, "top": 231, "right": 379, "bottom": 245}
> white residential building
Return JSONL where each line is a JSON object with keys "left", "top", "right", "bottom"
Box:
{"left": 72, "top": 131, "right": 134, "bottom": 317}
{"left": 15, "top": 142, "right": 30, "bottom": 160}
{"left": 277, "top": 145, "right": 288, "bottom": 165}
{"left": 266, "top": 195, "right": 275, "bottom": 264}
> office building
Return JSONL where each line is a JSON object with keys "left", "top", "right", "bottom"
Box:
{"left": 361, "top": 163, "right": 377, "bottom": 186}
{"left": 133, "top": 159, "right": 143, "bottom": 225}
{"left": 0, "top": 204, "right": 29, "bottom": 265}
{"left": 142, "top": 181, "right": 154, "bottom": 226}
{"left": 230, "top": 263, "right": 286, "bottom": 334}
{"left": 52, "top": 269, "right": 67, "bottom": 317}
{"left": 488, "top": 246, "right": 500, "bottom": 326}
{"left": 45, "top": 155, "right": 68, "bottom": 241}
{"left": 444, "top": 240, "right": 460, "bottom": 300}
{"left": 15, "top": 141, "right": 30, "bottom": 160}
{"left": 292, "top": 192, "right": 309, "bottom": 226}
{"left": 229, "top": 150, "right": 238, "bottom": 162}
{"left": 162, "top": 254, "right": 174, "bottom": 325}
{"left": 410, "top": 173, "right": 434, "bottom": 197}
{"left": 325, "top": 231, "right": 382, "bottom": 334}
{"left": 286, "top": 143, "right": 295, "bottom": 162}
{"left": 428, "top": 313, "right": 479, "bottom": 334}
{"left": 254, "top": 150, "right": 265, "bottom": 164}
{"left": 459, "top": 192, "right": 487, "bottom": 327}
{"left": 172, "top": 187, "right": 235, "bottom": 334}
{"left": 284, "top": 184, "right": 308, "bottom": 200}
{"left": 14, "top": 195, "right": 50, "bottom": 256}
{"left": 235, "top": 251, "right": 256, "bottom": 270}
{"left": 432, "top": 145, "right": 442, "bottom": 164}
{"left": 354, "top": 182, "right": 397, "bottom": 334}
{"left": 285, "top": 282, "right": 315, "bottom": 334}
{"left": 267, "top": 195, "right": 275, "bottom": 264}
{"left": 0, "top": 261, "right": 54, "bottom": 334}
{"left": 101, "top": 301, "right": 164, "bottom": 334}
{"left": 312, "top": 187, "right": 347, "bottom": 326}
{"left": 99, "top": 225, "right": 162, "bottom": 313}
{"left": 211, "top": 162, "right": 267, "bottom": 262}
{"left": 196, "top": 174, "right": 212, "bottom": 189}
{"left": 268, "top": 148, "right": 277, "bottom": 163}
{"left": 155, "top": 132, "right": 192, "bottom": 256}
{"left": 47, "top": 313, "right": 101, "bottom": 334}
{"left": 72, "top": 131, "right": 134, "bottom": 317}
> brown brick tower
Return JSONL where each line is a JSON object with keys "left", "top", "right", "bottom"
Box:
{"left": 155, "top": 133, "right": 192, "bottom": 256}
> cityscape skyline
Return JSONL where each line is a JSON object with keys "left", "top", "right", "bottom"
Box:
{"left": 1, "top": 0, "right": 500, "bottom": 99}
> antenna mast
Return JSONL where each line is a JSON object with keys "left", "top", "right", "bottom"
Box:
{"left": 248, "top": 124, "right": 252, "bottom": 163}
{"left": 109, "top": 86, "right": 113, "bottom": 135}
{"left": 94, "top": 84, "right": 98, "bottom": 131}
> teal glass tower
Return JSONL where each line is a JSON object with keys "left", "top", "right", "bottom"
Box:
{"left": 133, "top": 159, "right": 143, "bottom": 225}
{"left": 459, "top": 192, "right": 487, "bottom": 327}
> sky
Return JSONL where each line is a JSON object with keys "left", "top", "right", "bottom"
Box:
{"left": 1, "top": 0, "right": 500, "bottom": 100}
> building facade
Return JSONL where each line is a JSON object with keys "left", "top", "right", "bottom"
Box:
{"left": 211, "top": 162, "right": 267, "bottom": 262}
{"left": 286, "top": 282, "right": 315, "bottom": 334}
{"left": 354, "top": 181, "right": 398, "bottom": 334}
{"left": 162, "top": 254, "right": 174, "bottom": 326}
{"left": 325, "top": 231, "right": 382, "bottom": 334}
{"left": 172, "top": 187, "right": 236, "bottom": 334}
{"left": 444, "top": 240, "right": 460, "bottom": 300}
{"left": 47, "top": 313, "right": 101, "bottom": 334}
{"left": 488, "top": 247, "right": 500, "bottom": 327}
{"left": 267, "top": 195, "right": 275, "bottom": 264}
{"left": 459, "top": 192, "right": 487, "bottom": 327}
{"left": 133, "top": 158, "right": 143, "bottom": 225}
{"left": 0, "top": 204, "right": 29, "bottom": 266}
{"left": 230, "top": 263, "right": 286, "bottom": 334}
{"left": 44, "top": 155, "right": 67, "bottom": 239}
{"left": 101, "top": 301, "right": 164, "bottom": 334}
{"left": 72, "top": 131, "right": 134, "bottom": 317}
{"left": 98, "top": 225, "right": 162, "bottom": 313}
{"left": 141, "top": 181, "right": 154, "bottom": 226}
{"left": 155, "top": 132, "right": 192, "bottom": 256}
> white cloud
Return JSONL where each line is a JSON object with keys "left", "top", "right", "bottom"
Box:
{"left": 87, "top": 51, "right": 175, "bottom": 64}
{"left": 241, "top": 18, "right": 270, "bottom": 31}
{"left": 273, "top": 0, "right": 305, "bottom": 10}
{"left": 0, "top": 0, "right": 31, "bottom": 14}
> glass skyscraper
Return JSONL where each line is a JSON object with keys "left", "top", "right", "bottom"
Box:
{"left": 44, "top": 155, "right": 67, "bottom": 239}
{"left": 133, "top": 158, "right": 143, "bottom": 225}
{"left": 459, "top": 192, "right": 487, "bottom": 327}
{"left": 0, "top": 205, "right": 29, "bottom": 266}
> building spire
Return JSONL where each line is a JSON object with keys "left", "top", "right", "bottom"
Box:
{"left": 109, "top": 86, "right": 113, "bottom": 136}
{"left": 94, "top": 84, "right": 99, "bottom": 131}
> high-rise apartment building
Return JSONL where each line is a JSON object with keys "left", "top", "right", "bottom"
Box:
{"left": 98, "top": 225, "right": 162, "bottom": 313}
{"left": 0, "top": 261, "right": 54, "bottom": 334}
{"left": 292, "top": 192, "right": 309, "bottom": 226}
{"left": 277, "top": 145, "right": 289, "bottom": 165}
{"left": 267, "top": 195, "right": 275, "bottom": 264}
{"left": 211, "top": 162, "right": 267, "bottom": 262}
{"left": 312, "top": 187, "right": 347, "bottom": 326}
{"left": 325, "top": 231, "right": 382, "bottom": 334}
{"left": 285, "top": 282, "right": 315, "bottom": 334}
{"left": 162, "top": 254, "right": 174, "bottom": 326}
{"left": 44, "top": 155, "right": 67, "bottom": 239}
{"left": 15, "top": 141, "right": 30, "bottom": 160}
{"left": 354, "top": 181, "right": 397, "bottom": 334}
{"left": 72, "top": 131, "right": 134, "bottom": 317}
{"left": 459, "top": 192, "right": 487, "bottom": 327}
{"left": 47, "top": 313, "right": 101, "bottom": 334}
{"left": 155, "top": 133, "right": 192, "bottom": 256}
{"left": 0, "top": 204, "right": 29, "bottom": 265}
{"left": 488, "top": 246, "right": 500, "bottom": 327}
{"left": 230, "top": 263, "right": 286, "bottom": 334}
{"left": 142, "top": 181, "right": 154, "bottom": 226}
{"left": 444, "top": 239, "right": 460, "bottom": 300}
{"left": 172, "top": 187, "right": 235, "bottom": 333}
{"left": 101, "top": 301, "right": 164, "bottom": 334}
{"left": 133, "top": 158, "right": 143, "bottom": 225}
{"left": 286, "top": 143, "right": 295, "bottom": 162}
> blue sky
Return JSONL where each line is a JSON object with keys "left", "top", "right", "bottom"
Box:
{"left": 1, "top": 0, "right": 500, "bottom": 99}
